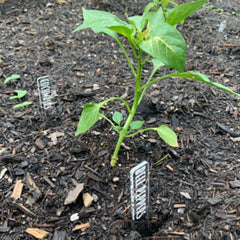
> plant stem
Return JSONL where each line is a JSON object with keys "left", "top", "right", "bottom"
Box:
{"left": 111, "top": 50, "right": 143, "bottom": 166}
{"left": 138, "top": 67, "right": 157, "bottom": 105}
{"left": 99, "top": 113, "right": 115, "bottom": 128}
{"left": 140, "top": 72, "right": 180, "bottom": 91}
{"left": 126, "top": 127, "right": 155, "bottom": 138}
{"left": 116, "top": 37, "right": 137, "bottom": 78}
{"left": 104, "top": 97, "right": 131, "bottom": 113}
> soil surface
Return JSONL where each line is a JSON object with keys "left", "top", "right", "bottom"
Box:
{"left": 0, "top": 0, "right": 240, "bottom": 239}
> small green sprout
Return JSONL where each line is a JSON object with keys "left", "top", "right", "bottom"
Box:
{"left": 203, "top": 3, "right": 214, "bottom": 10}
{"left": 9, "top": 90, "right": 27, "bottom": 100}
{"left": 213, "top": 8, "right": 224, "bottom": 13}
{"left": 13, "top": 101, "right": 32, "bottom": 109}
{"left": 231, "top": 11, "right": 240, "bottom": 17}
{"left": 4, "top": 74, "right": 21, "bottom": 84}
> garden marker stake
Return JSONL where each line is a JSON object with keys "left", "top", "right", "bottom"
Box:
{"left": 37, "top": 75, "right": 53, "bottom": 118}
{"left": 130, "top": 161, "right": 150, "bottom": 222}
{"left": 73, "top": 0, "right": 240, "bottom": 166}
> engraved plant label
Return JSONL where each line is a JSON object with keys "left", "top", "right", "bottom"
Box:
{"left": 130, "top": 161, "right": 150, "bottom": 221}
{"left": 37, "top": 75, "right": 53, "bottom": 117}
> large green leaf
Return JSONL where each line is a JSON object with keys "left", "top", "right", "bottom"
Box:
{"left": 169, "top": 71, "right": 240, "bottom": 98}
{"left": 72, "top": 8, "right": 134, "bottom": 38}
{"left": 156, "top": 125, "right": 178, "bottom": 147}
{"left": 148, "top": 8, "right": 165, "bottom": 31}
{"left": 75, "top": 101, "right": 107, "bottom": 136}
{"left": 139, "top": 23, "right": 186, "bottom": 72}
{"left": 166, "top": 0, "right": 207, "bottom": 26}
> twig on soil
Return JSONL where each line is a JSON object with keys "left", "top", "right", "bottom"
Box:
{"left": 5, "top": 202, "right": 37, "bottom": 218}
{"left": 216, "top": 122, "right": 240, "bottom": 137}
{"left": 0, "top": 155, "right": 26, "bottom": 164}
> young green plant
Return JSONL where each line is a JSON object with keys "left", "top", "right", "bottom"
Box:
{"left": 9, "top": 90, "right": 32, "bottom": 109}
{"left": 73, "top": 0, "right": 240, "bottom": 166}
{"left": 9, "top": 90, "right": 27, "bottom": 100}
{"left": 4, "top": 75, "right": 32, "bottom": 109}
{"left": 4, "top": 74, "right": 21, "bottom": 84}
{"left": 13, "top": 101, "right": 32, "bottom": 109}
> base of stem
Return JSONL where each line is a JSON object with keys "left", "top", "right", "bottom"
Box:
{"left": 111, "top": 156, "right": 118, "bottom": 167}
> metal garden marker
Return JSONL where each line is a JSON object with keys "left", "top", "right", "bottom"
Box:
{"left": 130, "top": 161, "right": 150, "bottom": 222}
{"left": 37, "top": 75, "right": 53, "bottom": 118}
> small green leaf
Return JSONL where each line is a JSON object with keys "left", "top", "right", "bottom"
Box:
{"left": 130, "top": 120, "right": 144, "bottom": 130}
{"left": 143, "top": 0, "right": 159, "bottom": 14}
{"left": 112, "top": 111, "right": 123, "bottom": 125}
{"left": 140, "top": 23, "right": 186, "bottom": 72}
{"left": 9, "top": 90, "right": 27, "bottom": 99}
{"left": 4, "top": 74, "right": 21, "bottom": 84}
{"left": 13, "top": 101, "right": 32, "bottom": 109}
{"left": 113, "top": 126, "right": 121, "bottom": 132}
{"left": 128, "top": 15, "right": 145, "bottom": 32}
{"left": 75, "top": 100, "right": 108, "bottom": 136}
{"left": 156, "top": 125, "right": 178, "bottom": 147}
{"left": 161, "top": 0, "right": 171, "bottom": 7}
{"left": 166, "top": 0, "right": 207, "bottom": 26}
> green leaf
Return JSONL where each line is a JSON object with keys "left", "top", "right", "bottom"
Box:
{"left": 128, "top": 15, "right": 145, "bottom": 32}
{"left": 130, "top": 120, "right": 144, "bottom": 130}
{"left": 152, "top": 58, "right": 165, "bottom": 72}
{"left": 112, "top": 111, "right": 123, "bottom": 125}
{"left": 9, "top": 90, "right": 27, "bottom": 99}
{"left": 75, "top": 100, "right": 108, "bottom": 136}
{"left": 169, "top": 71, "right": 240, "bottom": 98}
{"left": 148, "top": 8, "right": 165, "bottom": 31}
{"left": 113, "top": 126, "right": 121, "bottom": 132}
{"left": 13, "top": 101, "right": 32, "bottom": 109}
{"left": 143, "top": 0, "right": 159, "bottom": 14}
{"left": 140, "top": 23, "right": 186, "bottom": 72}
{"left": 156, "top": 125, "right": 178, "bottom": 147}
{"left": 166, "top": 0, "right": 207, "bottom": 26}
{"left": 128, "top": 1, "right": 164, "bottom": 34}
{"left": 72, "top": 8, "right": 134, "bottom": 38}
{"left": 4, "top": 74, "right": 21, "bottom": 84}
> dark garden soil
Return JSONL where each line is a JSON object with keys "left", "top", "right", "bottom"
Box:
{"left": 0, "top": 0, "right": 240, "bottom": 239}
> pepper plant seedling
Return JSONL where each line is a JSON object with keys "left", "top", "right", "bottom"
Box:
{"left": 9, "top": 90, "right": 32, "bottom": 109}
{"left": 9, "top": 90, "right": 27, "bottom": 100}
{"left": 4, "top": 74, "right": 21, "bottom": 84}
{"left": 3, "top": 75, "right": 32, "bottom": 109}
{"left": 73, "top": 0, "right": 240, "bottom": 166}
{"left": 13, "top": 101, "right": 32, "bottom": 109}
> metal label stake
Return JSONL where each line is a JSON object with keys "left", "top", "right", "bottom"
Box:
{"left": 37, "top": 75, "right": 53, "bottom": 119}
{"left": 130, "top": 161, "right": 150, "bottom": 221}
